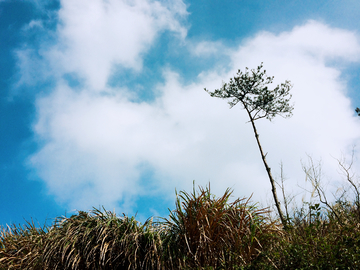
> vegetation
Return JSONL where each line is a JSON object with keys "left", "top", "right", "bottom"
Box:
{"left": 160, "top": 185, "right": 279, "bottom": 269}
{"left": 205, "top": 63, "right": 293, "bottom": 227}
{"left": 2, "top": 173, "right": 360, "bottom": 269}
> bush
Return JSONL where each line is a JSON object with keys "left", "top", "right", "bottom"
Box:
{"left": 262, "top": 202, "right": 360, "bottom": 269}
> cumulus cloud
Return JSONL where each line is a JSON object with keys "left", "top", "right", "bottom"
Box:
{"left": 14, "top": 0, "right": 187, "bottom": 93}
{"left": 28, "top": 12, "right": 360, "bottom": 215}
{"left": 48, "top": 0, "right": 188, "bottom": 90}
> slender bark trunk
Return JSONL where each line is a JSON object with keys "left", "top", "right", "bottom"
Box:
{"left": 246, "top": 109, "right": 287, "bottom": 227}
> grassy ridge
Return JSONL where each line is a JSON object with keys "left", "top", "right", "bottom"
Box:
{"left": 1, "top": 185, "right": 360, "bottom": 269}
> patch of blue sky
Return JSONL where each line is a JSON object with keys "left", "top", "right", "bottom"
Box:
{"left": 0, "top": 1, "right": 36, "bottom": 97}
{"left": 186, "top": 0, "right": 360, "bottom": 46}
{"left": 0, "top": 0, "right": 64, "bottom": 227}
{"left": 132, "top": 194, "right": 172, "bottom": 223}
{"left": 347, "top": 66, "right": 360, "bottom": 105}
{"left": 0, "top": 99, "right": 65, "bottom": 227}
{"left": 0, "top": 99, "right": 34, "bottom": 159}
{"left": 0, "top": 161, "right": 65, "bottom": 227}
{"left": 62, "top": 72, "right": 84, "bottom": 89}
{"left": 2, "top": 2, "right": 60, "bottom": 99}
{"left": 186, "top": 0, "right": 312, "bottom": 40}
{"left": 333, "top": 62, "right": 360, "bottom": 109}
{"left": 131, "top": 162, "right": 174, "bottom": 222}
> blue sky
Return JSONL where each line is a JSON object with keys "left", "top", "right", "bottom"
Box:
{"left": 1, "top": 0, "right": 360, "bottom": 227}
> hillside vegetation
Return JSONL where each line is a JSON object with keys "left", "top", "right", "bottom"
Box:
{"left": 2, "top": 175, "right": 360, "bottom": 269}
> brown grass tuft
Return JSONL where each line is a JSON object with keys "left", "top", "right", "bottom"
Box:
{"left": 160, "top": 184, "right": 280, "bottom": 269}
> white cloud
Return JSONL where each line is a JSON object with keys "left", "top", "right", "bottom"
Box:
{"left": 189, "top": 40, "right": 227, "bottom": 57}
{"left": 14, "top": 0, "right": 187, "bottom": 93}
{"left": 25, "top": 20, "right": 44, "bottom": 29}
{"left": 29, "top": 18, "right": 360, "bottom": 215}
{"left": 47, "top": 0, "right": 188, "bottom": 91}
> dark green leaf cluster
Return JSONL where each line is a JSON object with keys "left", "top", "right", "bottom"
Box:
{"left": 205, "top": 63, "right": 293, "bottom": 121}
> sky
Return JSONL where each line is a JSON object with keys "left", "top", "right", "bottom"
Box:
{"left": 1, "top": 0, "right": 360, "bottom": 227}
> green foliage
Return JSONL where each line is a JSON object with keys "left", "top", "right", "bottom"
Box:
{"left": 204, "top": 63, "right": 293, "bottom": 121}
{"left": 262, "top": 201, "right": 360, "bottom": 269}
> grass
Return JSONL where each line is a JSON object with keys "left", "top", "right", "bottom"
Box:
{"left": 2, "top": 184, "right": 360, "bottom": 269}
{"left": 160, "top": 185, "right": 279, "bottom": 269}
{"left": 0, "top": 220, "right": 47, "bottom": 269}
{"left": 263, "top": 201, "right": 360, "bottom": 269}
{"left": 41, "top": 208, "right": 163, "bottom": 269}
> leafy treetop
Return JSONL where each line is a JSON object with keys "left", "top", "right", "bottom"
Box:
{"left": 205, "top": 63, "right": 293, "bottom": 121}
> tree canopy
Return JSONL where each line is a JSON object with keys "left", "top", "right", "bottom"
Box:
{"left": 205, "top": 63, "right": 293, "bottom": 121}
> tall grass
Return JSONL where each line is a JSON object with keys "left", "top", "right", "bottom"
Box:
{"left": 1, "top": 209, "right": 163, "bottom": 270}
{"left": 41, "top": 208, "right": 163, "bottom": 270}
{"left": 2, "top": 183, "right": 360, "bottom": 269}
{"left": 0, "top": 220, "right": 47, "bottom": 269}
{"left": 160, "top": 184, "right": 279, "bottom": 269}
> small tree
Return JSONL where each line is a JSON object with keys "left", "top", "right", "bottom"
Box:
{"left": 205, "top": 63, "right": 293, "bottom": 227}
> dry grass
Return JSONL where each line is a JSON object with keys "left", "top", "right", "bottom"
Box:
{"left": 1, "top": 185, "right": 279, "bottom": 270}
{"left": 5, "top": 184, "right": 360, "bottom": 269}
{"left": 0, "top": 220, "right": 47, "bottom": 269}
{"left": 41, "top": 208, "right": 163, "bottom": 270}
{"left": 160, "top": 184, "right": 280, "bottom": 269}
{"left": 1, "top": 209, "right": 164, "bottom": 270}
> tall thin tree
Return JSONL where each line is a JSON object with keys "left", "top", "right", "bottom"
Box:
{"left": 205, "top": 63, "right": 293, "bottom": 227}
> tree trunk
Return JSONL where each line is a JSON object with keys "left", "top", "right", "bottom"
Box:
{"left": 246, "top": 109, "right": 287, "bottom": 227}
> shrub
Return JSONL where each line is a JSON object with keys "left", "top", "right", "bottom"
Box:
{"left": 262, "top": 202, "right": 360, "bottom": 269}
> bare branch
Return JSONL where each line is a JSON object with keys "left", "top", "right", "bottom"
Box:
{"left": 302, "top": 155, "right": 341, "bottom": 221}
